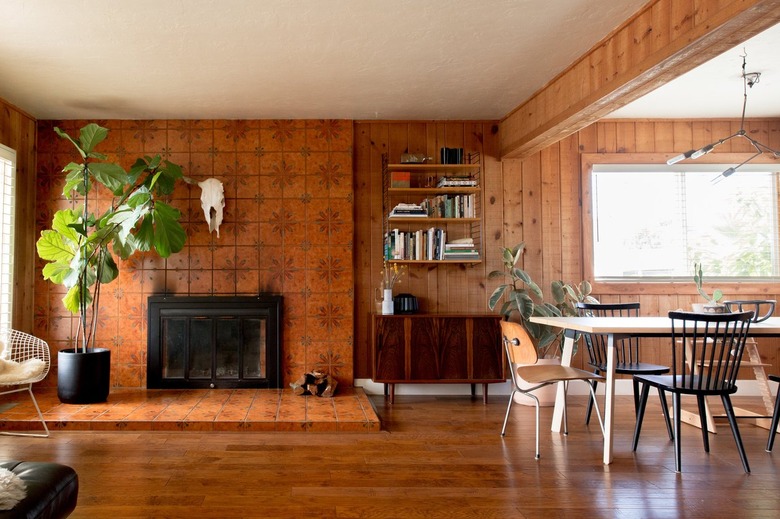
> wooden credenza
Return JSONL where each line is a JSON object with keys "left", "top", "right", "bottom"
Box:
{"left": 371, "top": 313, "right": 505, "bottom": 403}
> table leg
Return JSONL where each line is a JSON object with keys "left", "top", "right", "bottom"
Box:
{"left": 603, "top": 333, "right": 617, "bottom": 465}
{"left": 551, "top": 329, "right": 577, "bottom": 433}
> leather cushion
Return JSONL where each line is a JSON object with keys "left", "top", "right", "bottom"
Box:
{"left": 0, "top": 461, "right": 78, "bottom": 519}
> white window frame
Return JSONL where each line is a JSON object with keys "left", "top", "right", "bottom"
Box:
{"left": 582, "top": 153, "right": 780, "bottom": 297}
{"left": 0, "top": 144, "right": 15, "bottom": 332}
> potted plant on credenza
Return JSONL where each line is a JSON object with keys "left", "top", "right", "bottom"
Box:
{"left": 36, "top": 123, "right": 188, "bottom": 403}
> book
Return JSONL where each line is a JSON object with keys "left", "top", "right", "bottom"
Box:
{"left": 391, "top": 171, "right": 411, "bottom": 188}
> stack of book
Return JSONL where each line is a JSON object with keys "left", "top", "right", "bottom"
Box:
{"left": 442, "top": 238, "right": 479, "bottom": 260}
{"left": 420, "top": 194, "right": 476, "bottom": 218}
{"left": 389, "top": 203, "right": 427, "bottom": 217}
{"left": 436, "top": 176, "right": 477, "bottom": 188}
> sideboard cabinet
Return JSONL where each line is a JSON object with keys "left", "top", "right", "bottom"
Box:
{"left": 371, "top": 314, "right": 504, "bottom": 403}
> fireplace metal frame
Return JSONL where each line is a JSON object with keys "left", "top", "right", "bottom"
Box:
{"left": 146, "top": 295, "right": 282, "bottom": 389}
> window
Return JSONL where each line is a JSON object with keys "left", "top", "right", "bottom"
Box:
{"left": 0, "top": 144, "right": 15, "bottom": 331}
{"left": 589, "top": 163, "right": 779, "bottom": 282}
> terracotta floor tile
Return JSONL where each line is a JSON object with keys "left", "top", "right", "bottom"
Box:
{"left": 0, "top": 387, "right": 380, "bottom": 433}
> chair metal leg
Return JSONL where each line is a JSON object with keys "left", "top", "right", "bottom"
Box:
{"left": 533, "top": 395, "right": 541, "bottom": 459}
{"left": 721, "top": 394, "right": 750, "bottom": 473}
{"left": 632, "top": 378, "right": 640, "bottom": 414}
{"left": 585, "top": 380, "right": 605, "bottom": 436}
{"left": 673, "top": 393, "right": 682, "bottom": 473}
{"left": 500, "top": 389, "right": 516, "bottom": 436}
{"left": 767, "top": 385, "right": 780, "bottom": 452}
{"left": 696, "top": 395, "right": 710, "bottom": 453}
{"left": 585, "top": 378, "right": 599, "bottom": 425}
{"left": 632, "top": 381, "right": 651, "bottom": 451}
{"left": 658, "top": 388, "right": 674, "bottom": 441}
{"left": 0, "top": 384, "right": 49, "bottom": 438}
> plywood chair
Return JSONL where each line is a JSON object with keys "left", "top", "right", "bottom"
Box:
{"left": 576, "top": 302, "right": 673, "bottom": 440}
{"left": 632, "top": 311, "right": 753, "bottom": 473}
{"left": 500, "top": 320, "right": 604, "bottom": 459}
{"left": 0, "top": 329, "right": 51, "bottom": 437}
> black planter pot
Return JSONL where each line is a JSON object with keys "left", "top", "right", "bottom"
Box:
{"left": 57, "top": 348, "right": 111, "bottom": 404}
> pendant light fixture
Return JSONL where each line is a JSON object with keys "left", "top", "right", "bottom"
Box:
{"left": 666, "top": 52, "right": 780, "bottom": 180}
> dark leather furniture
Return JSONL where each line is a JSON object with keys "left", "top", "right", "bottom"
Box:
{"left": 0, "top": 461, "right": 78, "bottom": 519}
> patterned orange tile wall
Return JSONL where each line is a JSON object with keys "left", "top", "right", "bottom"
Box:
{"left": 34, "top": 119, "right": 354, "bottom": 388}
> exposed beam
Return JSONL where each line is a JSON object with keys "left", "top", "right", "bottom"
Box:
{"left": 499, "top": 0, "right": 780, "bottom": 159}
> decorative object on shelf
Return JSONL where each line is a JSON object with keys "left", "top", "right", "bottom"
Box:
{"left": 440, "top": 147, "right": 463, "bottom": 164}
{"left": 393, "top": 293, "right": 419, "bottom": 314}
{"left": 667, "top": 52, "right": 780, "bottom": 181}
{"left": 36, "top": 123, "right": 189, "bottom": 404}
{"left": 400, "top": 153, "right": 432, "bottom": 164}
{"left": 198, "top": 177, "right": 225, "bottom": 238}
{"left": 380, "top": 261, "right": 406, "bottom": 314}
{"left": 488, "top": 241, "right": 597, "bottom": 358}
{"left": 692, "top": 262, "right": 727, "bottom": 313}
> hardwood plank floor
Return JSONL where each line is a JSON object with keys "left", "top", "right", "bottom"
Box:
{"left": 2, "top": 394, "right": 779, "bottom": 518}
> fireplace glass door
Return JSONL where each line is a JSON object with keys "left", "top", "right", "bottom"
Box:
{"left": 148, "top": 296, "right": 281, "bottom": 389}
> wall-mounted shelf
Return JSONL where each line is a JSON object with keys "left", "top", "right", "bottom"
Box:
{"left": 381, "top": 154, "right": 483, "bottom": 264}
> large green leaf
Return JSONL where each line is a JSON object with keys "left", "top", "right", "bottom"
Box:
{"left": 41, "top": 262, "right": 72, "bottom": 284}
{"left": 488, "top": 285, "right": 508, "bottom": 311}
{"left": 133, "top": 217, "right": 155, "bottom": 252}
{"left": 78, "top": 124, "right": 108, "bottom": 155}
{"left": 89, "top": 162, "right": 127, "bottom": 195}
{"left": 54, "top": 127, "right": 86, "bottom": 160}
{"left": 62, "top": 163, "right": 87, "bottom": 198}
{"left": 151, "top": 202, "right": 185, "bottom": 258}
{"left": 98, "top": 250, "right": 119, "bottom": 284}
{"left": 36, "top": 230, "right": 75, "bottom": 263}
{"left": 62, "top": 285, "right": 85, "bottom": 315}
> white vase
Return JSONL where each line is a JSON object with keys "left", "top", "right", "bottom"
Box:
{"left": 382, "top": 288, "right": 394, "bottom": 315}
{"left": 513, "top": 358, "right": 561, "bottom": 407}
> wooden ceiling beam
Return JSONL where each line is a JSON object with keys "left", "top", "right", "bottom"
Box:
{"left": 499, "top": 0, "right": 780, "bottom": 159}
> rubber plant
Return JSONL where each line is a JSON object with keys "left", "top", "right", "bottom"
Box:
{"left": 488, "top": 242, "right": 597, "bottom": 357}
{"left": 36, "top": 123, "right": 188, "bottom": 352}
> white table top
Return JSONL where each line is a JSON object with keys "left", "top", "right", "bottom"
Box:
{"left": 529, "top": 315, "right": 780, "bottom": 336}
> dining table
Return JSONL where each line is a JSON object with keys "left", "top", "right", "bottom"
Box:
{"left": 528, "top": 315, "right": 780, "bottom": 465}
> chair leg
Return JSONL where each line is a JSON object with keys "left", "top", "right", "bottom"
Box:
{"left": 562, "top": 382, "right": 568, "bottom": 436}
{"left": 767, "top": 384, "right": 780, "bottom": 452}
{"left": 673, "top": 393, "right": 682, "bottom": 473}
{"left": 533, "top": 395, "right": 541, "bottom": 459}
{"left": 721, "top": 394, "right": 750, "bottom": 473}
{"left": 696, "top": 395, "right": 710, "bottom": 453}
{"left": 632, "top": 378, "right": 640, "bottom": 414}
{"left": 501, "top": 390, "right": 516, "bottom": 436}
{"left": 0, "top": 384, "right": 49, "bottom": 438}
{"left": 585, "top": 378, "right": 599, "bottom": 425}
{"left": 631, "top": 381, "right": 651, "bottom": 452}
{"left": 585, "top": 380, "right": 605, "bottom": 436}
{"left": 658, "top": 388, "right": 673, "bottom": 441}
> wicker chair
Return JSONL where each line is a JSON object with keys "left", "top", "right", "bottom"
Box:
{"left": 0, "top": 329, "right": 51, "bottom": 437}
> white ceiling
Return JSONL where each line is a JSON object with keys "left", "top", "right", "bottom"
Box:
{"left": 0, "top": 0, "right": 649, "bottom": 121}
{"left": 609, "top": 22, "right": 780, "bottom": 119}
{"left": 0, "top": 1, "right": 776, "bottom": 123}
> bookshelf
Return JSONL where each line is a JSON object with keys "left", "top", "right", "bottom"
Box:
{"left": 381, "top": 153, "right": 483, "bottom": 264}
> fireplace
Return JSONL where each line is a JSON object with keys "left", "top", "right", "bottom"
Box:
{"left": 147, "top": 295, "right": 282, "bottom": 389}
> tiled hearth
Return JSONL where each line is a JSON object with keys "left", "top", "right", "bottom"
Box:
{"left": 0, "top": 387, "right": 380, "bottom": 433}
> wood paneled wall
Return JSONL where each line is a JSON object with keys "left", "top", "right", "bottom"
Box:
{"left": 353, "top": 122, "right": 503, "bottom": 378}
{"left": 0, "top": 100, "right": 37, "bottom": 333}
{"left": 353, "top": 118, "right": 780, "bottom": 379}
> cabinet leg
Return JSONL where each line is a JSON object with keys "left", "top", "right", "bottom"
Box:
{"left": 483, "top": 383, "right": 489, "bottom": 404}
{"left": 389, "top": 383, "right": 395, "bottom": 404}
{"left": 383, "top": 383, "right": 388, "bottom": 397}
{"left": 471, "top": 384, "right": 476, "bottom": 398}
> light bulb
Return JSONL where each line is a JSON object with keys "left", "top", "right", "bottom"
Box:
{"left": 666, "top": 149, "right": 695, "bottom": 165}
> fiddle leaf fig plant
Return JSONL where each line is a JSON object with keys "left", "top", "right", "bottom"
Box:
{"left": 488, "top": 242, "right": 597, "bottom": 357}
{"left": 36, "top": 123, "right": 188, "bottom": 352}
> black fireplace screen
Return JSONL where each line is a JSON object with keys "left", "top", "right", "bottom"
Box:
{"left": 147, "top": 295, "right": 282, "bottom": 389}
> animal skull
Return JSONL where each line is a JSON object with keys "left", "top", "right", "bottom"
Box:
{"left": 198, "top": 178, "right": 224, "bottom": 238}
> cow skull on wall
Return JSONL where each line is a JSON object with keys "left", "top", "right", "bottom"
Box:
{"left": 198, "top": 178, "right": 225, "bottom": 238}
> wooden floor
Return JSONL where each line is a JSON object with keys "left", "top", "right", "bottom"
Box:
{"left": 2, "top": 393, "right": 780, "bottom": 518}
